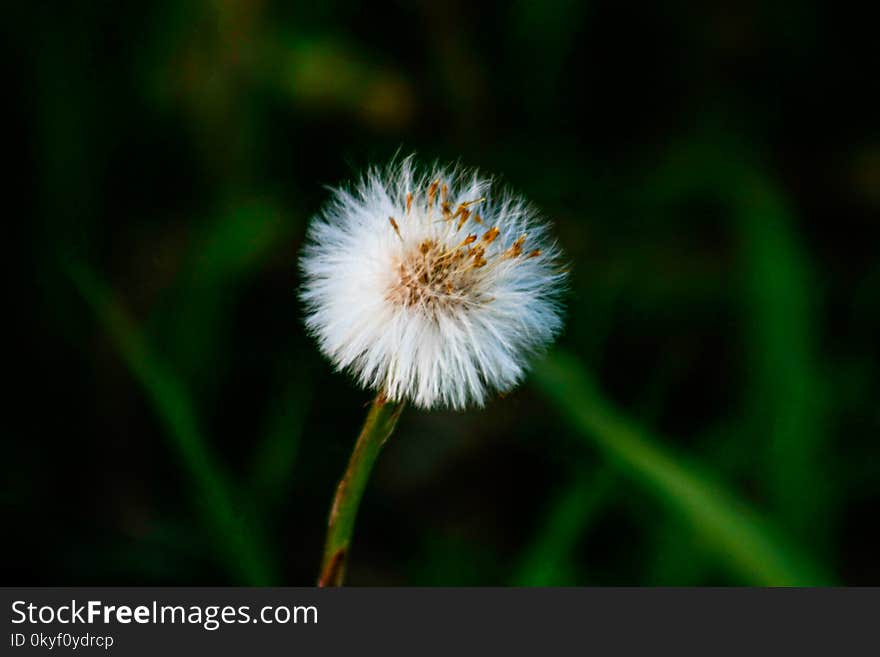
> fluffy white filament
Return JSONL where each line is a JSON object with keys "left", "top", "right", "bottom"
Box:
{"left": 300, "top": 156, "right": 566, "bottom": 410}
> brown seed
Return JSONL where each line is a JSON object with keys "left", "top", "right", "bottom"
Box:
{"left": 505, "top": 234, "right": 526, "bottom": 258}
{"left": 389, "top": 216, "right": 402, "bottom": 239}
{"left": 482, "top": 227, "right": 500, "bottom": 244}
{"left": 427, "top": 180, "right": 440, "bottom": 209}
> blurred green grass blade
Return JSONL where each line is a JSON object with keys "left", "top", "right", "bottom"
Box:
{"left": 513, "top": 468, "right": 614, "bottom": 586}
{"left": 67, "top": 261, "right": 277, "bottom": 585}
{"left": 157, "top": 199, "right": 291, "bottom": 392}
{"left": 415, "top": 533, "right": 505, "bottom": 586}
{"left": 191, "top": 198, "right": 288, "bottom": 282}
{"left": 533, "top": 350, "right": 832, "bottom": 585}
{"left": 647, "top": 520, "right": 715, "bottom": 585}
{"left": 642, "top": 136, "right": 833, "bottom": 552}
{"left": 738, "top": 177, "right": 829, "bottom": 545}
{"left": 249, "top": 378, "right": 310, "bottom": 514}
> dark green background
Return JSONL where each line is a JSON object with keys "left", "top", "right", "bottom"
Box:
{"left": 6, "top": 1, "right": 879, "bottom": 585}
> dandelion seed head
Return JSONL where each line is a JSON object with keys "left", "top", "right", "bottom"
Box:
{"left": 299, "top": 156, "right": 566, "bottom": 409}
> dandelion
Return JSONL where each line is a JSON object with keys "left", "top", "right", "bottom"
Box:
{"left": 300, "top": 156, "right": 566, "bottom": 585}
{"left": 301, "top": 156, "right": 565, "bottom": 410}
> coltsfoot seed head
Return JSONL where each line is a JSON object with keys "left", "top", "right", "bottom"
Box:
{"left": 299, "top": 156, "right": 566, "bottom": 409}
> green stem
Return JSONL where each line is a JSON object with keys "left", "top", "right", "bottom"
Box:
{"left": 318, "top": 394, "right": 404, "bottom": 586}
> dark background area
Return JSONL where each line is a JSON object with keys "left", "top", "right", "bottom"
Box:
{"left": 5, "top": 0, "right": 879, "bottom": 585}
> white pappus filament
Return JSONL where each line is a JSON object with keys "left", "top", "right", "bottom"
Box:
{"left": 299, "top": 156, "right": 566, "bottom": 410}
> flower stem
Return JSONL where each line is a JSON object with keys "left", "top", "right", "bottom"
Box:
{"left": 318, "top": 394, "right": 404, "bottom": 586}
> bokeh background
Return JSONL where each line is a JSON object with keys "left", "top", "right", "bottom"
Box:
{"left": 7, "top": 0, "right": 879, "bottom": 585}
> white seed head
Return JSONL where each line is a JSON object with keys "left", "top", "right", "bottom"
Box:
{"left": 299, "top": 156, "right": 566, "bottom": 410}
